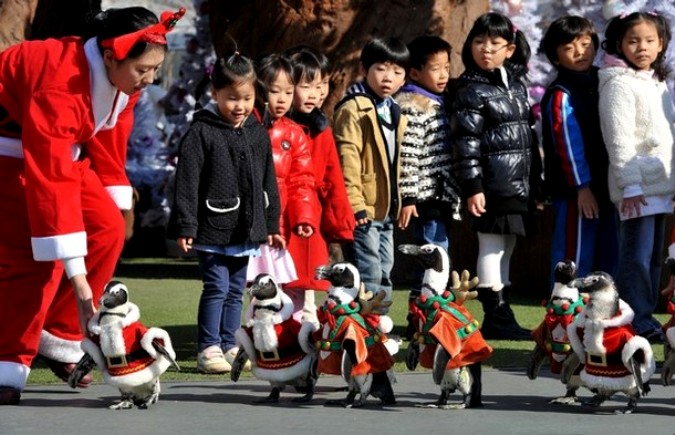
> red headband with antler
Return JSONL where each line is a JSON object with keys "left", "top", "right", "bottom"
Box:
{"left": 100, "top": 8, "right": 186, "bottom": 60}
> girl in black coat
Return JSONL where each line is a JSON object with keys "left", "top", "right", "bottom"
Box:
{"left": 169, "top": 52, "right": 282, "bottom": 374}
{"left": 450, "top": 12, "right": 541, "bottom": 340}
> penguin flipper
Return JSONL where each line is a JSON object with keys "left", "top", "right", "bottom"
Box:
{"left": 526, "top": 344, "right": 547, "bottom": 380}
{"left": 661, "top": 348, "right": 675, "bottom": 386}
{"left": 341, "top": 340, "right": 357, "bottom": 384}
{"left": 560, "top": 352, "right": 580, "bottom": 385}
{"left": 67, "top": 353, "right": 96, "bottom": 389}
{"left": 629, "top": 355, "right": 649, "bottom": 397}
{"left": 432, "top": 345, "right": 451, "bottom": 385}
{"left": 152, "top": 340, "right": 180, "bottom": 371}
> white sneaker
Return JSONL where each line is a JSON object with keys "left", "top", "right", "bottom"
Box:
{"left": 224, "top": 347, "right": 251, "bottom": 372}
{"left": 197, "top": 345, "right": 231, "bottom": 374}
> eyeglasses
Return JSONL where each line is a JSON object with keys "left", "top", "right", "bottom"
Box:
{"left": 473, "top": 41, "right": 511, "bottom": 54}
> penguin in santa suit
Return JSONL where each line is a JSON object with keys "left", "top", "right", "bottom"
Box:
{"left": 399, "top": 244, "right": 492, "bottom": 409}
{"left": 528, "top": 260, "right": 587, "bottom": 404}
{"left": 313, "top": 262, "right": 397, "bottom": 408}
{"left": 567, "top": 272, "right": 655, "bottom": 414}
{"left": 231, "top": 273, "right": 317, "bottom": 403}
{"left": 73, "top": 281, "right": 178, "bottom": 409}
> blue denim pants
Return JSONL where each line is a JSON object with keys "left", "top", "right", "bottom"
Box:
{"left": 615, "top": 214, "right": 665, "bottom": 334}
{"left": 348, "top": 216, "right": 395, "bottom": 304}
{"left": 411, "top": 217, "right": 450, "bottom": 292}
{"left": 196, "top": 251, "right": 248, "bottom": 352}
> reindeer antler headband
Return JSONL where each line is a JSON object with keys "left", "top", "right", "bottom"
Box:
{"left": 100, "top": 7, "right": 186, "bottom": 60}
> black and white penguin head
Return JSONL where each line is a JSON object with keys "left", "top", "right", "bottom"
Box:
{"left": 398, "top": 244, "right": 450, "bottom": 295}
{"left": 316, "top": 262, "right": 361, "bottom": 304}
{"left": 100, "top": 280, "right": 129, "bottom": 310}
{"left": 249, "top": 274, "right": 282, "bottom": 311}
{"left": 570, "top": 271, "right": 619, "bottom": 320}
{"left": 550, "top": 260, "right": 579, "bottom": 304}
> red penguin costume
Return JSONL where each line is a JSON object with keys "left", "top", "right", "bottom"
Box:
{"left": 0, "top": 9, "right": 184, "bottom": 393}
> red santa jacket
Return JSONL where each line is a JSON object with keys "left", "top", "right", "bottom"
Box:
{"left": 268, "top": 116, "right": 319, "bottom": 239}
{"left": 90, "top": 321, "right": 157, "bottom": 377}
{"left": 0, "top": 37, "right": 137, "bottom": 261}
{"left": 244, "top": 317, "right": 306, "bottom": 370}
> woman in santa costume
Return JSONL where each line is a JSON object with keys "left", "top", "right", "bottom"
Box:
{"left": 0, "top": 6, "right": 185, "bottom": 405}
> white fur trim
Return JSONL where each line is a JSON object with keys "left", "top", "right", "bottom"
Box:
{"left": 378, "top": 315, "right": 393, "bottom": 334}
{"left": 566, "top": 317, "right": 586, "bottom": 361}
{"left": 277, "top": 289, "right": 294, "bottom": 322}
{"left": 141, "top": 328, "right": 176, "bottom": 360}
{"left": 235, "top": 328, "right": 257, "bottom": 364}
{"left": 252, "top": 355, "right": 312, "bottom": 383}
{"left": 0, "top": 361, "right": 30, "bottom": 390}
{"left": 601, "top": 299, "right": 634, "bottom": 328}
{"left": 31, "top": 232, "right": 87, "bottom": 261}
{"left": 105, "top": 186, "right": 133, "bottom": 210}
{"left": 298, "top": 321, "right": 318, "bottom": 355}
{"left": 39, "top": 330, "right": 84, "bottom": 362}
{"left": 383, "top": 337, "right": 399, "bottom": 356}
{"left": 580, "top": 371, "right": 637, "bottom": 391}
{"left": 621, "top": 336, "right": 656, "bottom": 379}
{"left": 666, "top": 327, "right": 675, "bottom": 349}
{"left": 84, "top": 38, "right": 130, "bottom": 135}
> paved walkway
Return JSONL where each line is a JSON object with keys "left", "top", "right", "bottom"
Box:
{"left": 2, "top": 369, "right": 674, "bottom": 435}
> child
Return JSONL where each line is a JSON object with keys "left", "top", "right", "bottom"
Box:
{"left": 450, "top": 12, "right": 540, "bottom": 340}
{"left": 395, "top": 35, "right": 462, "bottom": 311}
{"left": 333, "top": 37, "right": 409, "bottom": 307}
{"left": 599, "top": 12, "right": 675, "bottom": 342}
{"left": 540, "top": 16, "right": 619, "bottom": 287}
{"left": 286, "top": 49, "right": 356, "bottom": 319}
{"left": 169, "top": 52, "right": 282, "bottom": 373}
{"left": 252, "top": 53, "right": 320, "bottom": 317}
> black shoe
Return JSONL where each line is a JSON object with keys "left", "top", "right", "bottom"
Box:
{"left": 481, "top": 315, "right": 532, "bottom": 340}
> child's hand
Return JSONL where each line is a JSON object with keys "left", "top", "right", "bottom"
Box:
{"left": 577, "top": 187, "right": 599, "bottom": 219}
{"left": 621, "top": 195, "right": 647, "bottom": 219}
{"left": 467, "top": 193, "right": 486, "bottom": 217}
{"left": 295, "top": 224, "right": 314, "bottom": 238}
{"left": 397, "top": 205, "right": 418, "bottom": 230}
{"left": 177, "top": 237, "right": 193, "bottom": 253}
{"left": 356, "top": 217, "right": 370, "bottom": 226}
{"left": 268, "top": 234, "right": 286, "bottom": 250}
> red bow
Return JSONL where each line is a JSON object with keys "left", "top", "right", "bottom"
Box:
{"left": 100, "top": 8, "right": 186, "bottom": 60}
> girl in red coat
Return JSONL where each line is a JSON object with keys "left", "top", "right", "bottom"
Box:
{"left": 287, "top": 48, "right": 356, "bottom": 319}
{"left": 251, "top": 53, "right": 319, "bottom": 319}
{"left": 0, "top": 7, "right": 184, "bottom": 405}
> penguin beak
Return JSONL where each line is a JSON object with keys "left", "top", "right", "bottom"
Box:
{"left": 315, "top": 265, "right": 332, "bottom": 281}
{"left": 569, "top": 276, "right": 595, "bottom": 290}
{"left": 398, "top": 244, "right": 422, "bottom": 256}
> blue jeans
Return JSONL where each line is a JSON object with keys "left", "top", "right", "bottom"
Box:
{"left": 196, "top": 251, "right": 248, "bottom": 352}
{"left": 411, "top": 218, "right": 450, "bottom": 292}
{"left": 616, "top": 214, "right": 665, "bottom": 334}
{"left": 348, "top": 216, "right": 395, "bottom": 304}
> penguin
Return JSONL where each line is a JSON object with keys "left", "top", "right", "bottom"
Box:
{"left": 566, "top": 272, "right": 655, "bottom": 414}
{"left": 398, "top": 244, "right": 492, "bottom": 409}
{"left": 527, "top": 260, "right": 586, "bottom": 404}
{"left": 69, "top": 281, "right": 178, "bottom": 410}
{"left": 313, "top": 262, "right": 397, "bottom": 408}
{"left": 231, "top": 273, "right": 317, "bottom": 403}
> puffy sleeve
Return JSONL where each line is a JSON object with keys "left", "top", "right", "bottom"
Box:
{"left": 450, "top": 84, "right": 485, "bottom": 198}
{"left": 22, "top": 90, "right": 88, "bottom": 262}
{"left": 286, "top": 125, "right": 319, "bottom": 229}
{"left": 85, "top": 92, "right": 140, "bottom": 210}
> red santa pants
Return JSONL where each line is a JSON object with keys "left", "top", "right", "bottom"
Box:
{"left": 0, "top": 157, "right": 124, "bottom": 389}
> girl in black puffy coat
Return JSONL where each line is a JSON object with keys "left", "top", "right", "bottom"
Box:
{"left": 449, "top": 12, "right": 541, "bottom": 340}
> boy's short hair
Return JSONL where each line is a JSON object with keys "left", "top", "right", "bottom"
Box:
{"left": 407, "top": 35, "right": 451, "bottom": 71}
{"left": 540, "top": 16, "right": 599, "bottom": 65}
{"left": 360, "top": 37, "right": 410, "bottom": 72}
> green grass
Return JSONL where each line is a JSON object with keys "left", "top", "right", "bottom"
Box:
{"left": 28, "top": 257, "right": 669, "bottom": 384}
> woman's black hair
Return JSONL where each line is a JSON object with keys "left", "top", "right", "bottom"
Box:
{"left": 460, "top": 12, "right": 531, "bottom": 74}
{"left": 211, "top": 51, "right": 257, "bottom": 90}
{"left": 360, "top": 37, "right": 410, "bottom": 72}
{"left": 285, "top": 45, "right": 330, "bottom": 77}
{"left": 286, "top": 50, "right": 323, "bottom": 85}
{"left": 255, "top": 53, "right": 295, "bottom": 124}
{"left": 87, "top": 7, "right": 159, "bottom": 59}
{"left": 540, "top": 15, "right": 599, "bottom": 65}
{"left": 602, "top": 11, "right": 671, "bottom": 81}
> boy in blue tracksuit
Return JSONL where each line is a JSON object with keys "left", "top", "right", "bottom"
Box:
{"left": 540, "top": 15, "right": 619, "bottom": 287}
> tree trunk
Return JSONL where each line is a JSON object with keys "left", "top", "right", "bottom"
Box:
{"left": 211, "top": 0, "right": 489, "bottom": 115}
{"left": 0, "top": 0, "right": 38, "bottom": 51}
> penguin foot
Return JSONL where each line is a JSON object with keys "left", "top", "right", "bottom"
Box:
{"left": 583, "top": 394, "right": 607, "bottom": 408}
{"left": 548, "top": 395, "right": 579, "bottom": 405}
{"left": 616, "top": 397, "right": 638, "bottom": 414}
{"left": 256, "top": 388, "right": 280, "bottom": 404}
{"left": 109, "top": 399, "right": 134, "bottom": 410}
{"left": 292, "top": 384, "right": 314, "bottom": 403}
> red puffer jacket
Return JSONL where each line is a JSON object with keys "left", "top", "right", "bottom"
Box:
{"left": 268, "top": 116, "right": 319, "bottom": 239}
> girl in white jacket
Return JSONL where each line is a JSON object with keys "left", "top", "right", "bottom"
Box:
{"left": 598, "top": 11, "right": 675, "bottom": 342}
